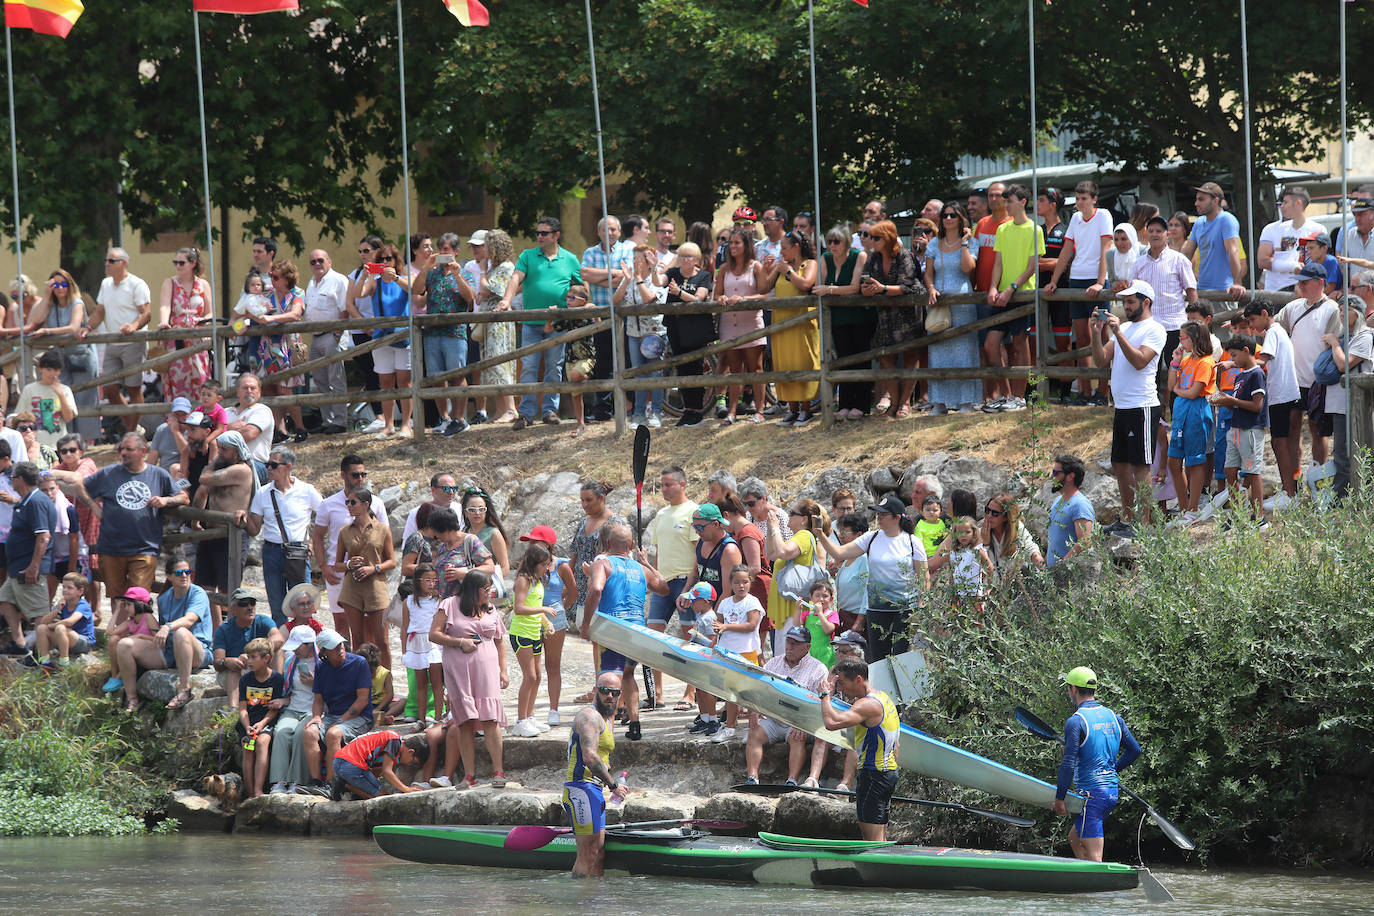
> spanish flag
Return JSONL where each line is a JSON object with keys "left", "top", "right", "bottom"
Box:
{"left": 4, "top": 0, "right": 84, "bottom": 38}
{"left": 442, "top": 0, "right": 489, "bottom": 27}
{"left": 192, "top": 0, "right": 298, "bottom": 13}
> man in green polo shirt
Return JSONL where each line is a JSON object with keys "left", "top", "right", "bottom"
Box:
{"left": 500, "top": 215, "right": 583, "bottom": 428}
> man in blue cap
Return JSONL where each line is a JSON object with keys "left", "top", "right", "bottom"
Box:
{"left": 1052, "top": 666, "right": 1142, "bottom": 861}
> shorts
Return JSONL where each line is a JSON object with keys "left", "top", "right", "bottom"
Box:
{"left": 1155, "top": 329, "right": 1181, "bottom": 392}
{"left": 855, "top": 769, "right": 899, "bottom": 825}
{"left": 646, "top": 577, "right": 689, "bottom": 625}
{"left": 317, "top": 713, "right": 372, "bottom": 746}
{"left": 161, "top": 639, "right": 213, "bottom": 670}
{"left": 99, "top": 554, "right": 159, "bottom": 603}
{"left": 1067, "top": 278, "right": 1099, "bottom": 321}
{"left": 197, "top": 537, "right": 248, "bottom": 598}
{"left": 1048, "top": 300, "right": 1072, "bottom": 338}
{"left": 1268, "top": 399, "right": 1299, "bottom": 438}
{"left": 977, "top": 301, "right": 1029, "bottom": 339}
{"left": 1226, "top": 426, "right": 1266, "bottom": 476}
{"left": 1212, "top": 411, "right": 1232, "bottom": 480}
{"left": 1296, "top": 387, "right": 1335, "bottom": 436}
{"left": 562, "top": 780, "right": 606, "bottom": 836}
{"left": 234, "top": 720, "right": 276, "bottom": 741}
{"left": 24, "top": 631, "right": 92, "bottom": 654}
{"left": 509, "top": 632, "right": 544, "bottom": 656}
{"left": 548, "top": 602, "right": 568, "bottom": 633}
{"left": 1110, "top": 406, "right": 1161, "bottom": 467}
{"left": 422, "top": 333, "right": 468, "bottom": 376}
{"left": 102, "top": 341, "right": 147, "bottom": 387}
{"left": 372, "top": 345, "right": 412, "bottom": 375}
{"left": 1072, "top": 786, "right": 1119, "bottom": 840}
{"left": 334, "top": 758, "right": 381, "bottom": 798}
{"left": 757, "top": 716, "right": 792, "bottom": 744}
{"left": 1168, "top": 398, "right": 1214, "bottom": 467}
{"left": 0, "top": 577, "right": 52, "bottom": 621}
{"left": 598, "top": 647, "right": 635, "bottom": 673}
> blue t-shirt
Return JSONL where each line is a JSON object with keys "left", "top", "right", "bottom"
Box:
{"left": 1229, "top": 365, "right": 1269, "bottom": 430}
{"left": 1317, "top": 253, "right": 1341, "bottom": 286}
{"left": 7, "top": 487, "right": 56, "bottom": 576}
{"left": 1188, "top": 211, "right": 1240, "bottom": 291}
{"left": 61, "top": 597, "right": 96, "bottom": 644}
{"left": 313, "top": 651, "right": 373, "bottom": 720}
{"left": 213, "top": 613, "right": 277, "bottom": 657}
{"left": 1047, "top": 492, "right": 1094, "bottom": 567}
{"left": 85, "top": 464, "right": 177, "bottom": 557}
{"left": 158, "top": 585, "right": 214, "bottom": 648}
{"left": 597, "top": 554, "right": 647, "bottom": 623}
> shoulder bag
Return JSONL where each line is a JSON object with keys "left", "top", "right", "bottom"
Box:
{"left": 270, "top": 488, "right": 311, "bottom": 583}
{"left": 775, "top": 530, "right": 827, "bottom": 601}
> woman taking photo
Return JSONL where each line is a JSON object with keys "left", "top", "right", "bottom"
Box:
{"left": 475, "top": 230, "right": 519, "bottom": 424}
{"left": 925, "top": 203, "right": 980, "bottom": 414}
{"left": 862, "top": 220, "right": 924, "bottom": 418}
{"left": 713, "top": 228, "right": 769, "bottom": 426}
{"left": 765, "top": 231, "right": 820, "bottom": 426}
{"left": 664, "top": 242, "right": 713, "bottom": 428}
{"left": 24, "top": 269, "right": 98, "bottom": 441}
{"left": 358, "top": 244, "right": 414, "bottom": 438}
{"left": 816, "top": 225, "right": 870, "bottom": 419}
{"left": 258, "top": 260, "right": 308, "bottom": 443}
{"left": 331, "top": 486, "right": 397, "bottom": 671}
{"left": 346, "top": 235, "right": 386, "bottom": 432}
{"left": 158, "top": 247, "right": 212, "bottom": 403}
{"left": 759, "top": 497, "right": 830, "bottom": 646}
{"left": 429, "top": 570, "right": 508, "bottom": 789}
{"left": 411, "top": 232, "right": 475, "bottom": 436}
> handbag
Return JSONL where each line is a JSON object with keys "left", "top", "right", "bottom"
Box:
{"left": 469, "top": 316, "right": 487, "bottom": 343}
{"left": 269, "top": 489, "right": 311, "bottom": 583}
{"left": 775, "top": 530, "right": 828, "bottom": 601}
{"left": 925, "top": 301, "right": 952, "bottom": 334}
{"left": 287, "top": 334, "right": 309, "bottom": 365}
{"left": 1313, "top": 347, "right": 1342, "bottom": 387}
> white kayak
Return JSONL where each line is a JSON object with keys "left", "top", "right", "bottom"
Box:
{"left": 589, "top": 613, "right": 1083, "bottom": 813}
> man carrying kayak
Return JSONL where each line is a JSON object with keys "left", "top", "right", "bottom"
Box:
{"left": 819, "top": 657, "right": 901, "bottom": 840}
{"left": 1051, "top": 666, "right": 1142, "bottom": 861}
{"left": 563, "top": 671, "right": 632, "bottom": 877}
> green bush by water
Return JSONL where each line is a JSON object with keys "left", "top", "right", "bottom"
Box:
{"left": 916, "top": 494, "right": 1374, "bottom": 865}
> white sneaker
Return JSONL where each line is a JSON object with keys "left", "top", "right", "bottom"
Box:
{"left": 409, "top": 782, "right": 429, "bottom": 790}
{"left": 647, "top": 413, "right": 662, "bottom": 428}
{"left": 534, "top": 718, "right": 551, "bottom": 733}
{"left": 362, "top": 417, "right": 386, "bottom": 433}
{"left": 1273, "top": 492, "right": 1295, "bottom": 510}
{"left": 1192, "top": 501, "right": 1216, "bottom": 524}
{"left": 835, "top": 782, "right": 851, "bottom": 793}
{"left": 429, "top": 776, "right": 453, "bottom": 788}
{"left": 629, "top": 414, "right": 645, "bottom": 428}
{"left": 268, "top": 781, "right": 289, "bottom": 794}
{"left": 547, "top": 709, "right": 561, "bottom": 727}
{"left": 709, "top": 725, "right": 736, "bottom": 743}
{"left": 1262, "top": 496, "right": 1276, "bottom": 510}
{"left": 510, "top": 718, "right": 540, "bottom": 738}
{"left": 1211, "top": 489, "right": 1230, "bottom": 509}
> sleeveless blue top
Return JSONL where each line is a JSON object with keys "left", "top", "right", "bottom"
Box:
{"left": 597, "top": 554, "right": 646, "bottom": 623}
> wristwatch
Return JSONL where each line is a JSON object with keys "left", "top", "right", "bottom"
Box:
{"left": 818, "top": 690, "right": 830, "bottom": 700}
{"left": 1009, "top": 282, "right": 1019, "bottom": 292}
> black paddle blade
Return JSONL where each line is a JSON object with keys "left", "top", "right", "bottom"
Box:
{"left": 1015, "top": 706, "right": 1061, "bottom": 743}
{"left": 730, "top": 784, "right": 1035, "bottom": 829}
{"left": 632, "top": 425, "right": 651, "bottom": 484}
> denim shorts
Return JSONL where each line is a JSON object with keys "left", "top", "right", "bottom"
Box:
{"left": 646, "top": 577, "right": 689, "bottom": 625}
{"left": 334, "top": 757, "right": 381, "bottom": 797}
{"left": 162, "top": 640, "right": 213, "bottom": 670}
{"left": 424, "top": 333, "right": 468, "bottom": 376}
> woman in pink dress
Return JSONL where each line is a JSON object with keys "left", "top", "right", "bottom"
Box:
{"left": 712, "top": 228, "right": 770, "bottom": 425}
{"left": 159, "top": 246, "right": 213, "bottom": 402}
{"left": 428, "top": 569, "right": 509, "bottom": 789}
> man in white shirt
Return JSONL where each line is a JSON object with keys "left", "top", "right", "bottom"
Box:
{"left": 85, "top": 248, "right": 152, "bottom": 436}
{"left": 1276, "top": 263, "right": 1342, "bottom": 469}
{"left": 1133, "top": 215, "right": 1198, "bottom": 391}
{"left": 653, "top": 218, "right": 678, "bottom": 275}
{"left": 224, "top": 374, "right": 274, "bottom": 482}
{"left": 303, "top": 249, "right": 351, "bottom": 434}
{"left": 1045, "top": 181, "right": 1114, "bottom": 405}
{"left": 1239, "top": 301, "right": 1301, "bottom": 502}
{"left": 1257, "top": 186, "right": 1322, "bottom": 292}
{"left": 400, "top": 471, "right": 455, "bottom": 543}
{"left": 1090, "top": 280, "right": 1166, "bottom": 536}
{"left": 311, "top": 454, "right": 387, "bottom": 631}
{"left": 756, "top": 205, "right": 787, "bottom": 268}
{"left": 241, "top": 445, "right": 323, "bottom": 625}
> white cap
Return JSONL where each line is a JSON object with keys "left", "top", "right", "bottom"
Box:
{"left": 283, "top": 626, "right": 317, "bottom": 653}
{"left": 1117, "top": 279, "right": 1155, "bottom": 302}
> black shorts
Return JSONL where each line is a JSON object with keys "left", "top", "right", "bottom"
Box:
{"left": 509, "top": 633, "right": 544, "bottom": 656}
{"left": 1296, "top": 387, "right": 1335, "bottom": 436}
{"left": 1048, "top": 301, "right": 1072, "bottom": 337}
{"left": 855, "top": 769, "right": 899, "bottom": 825}
{"left": 1155, "top": 329, "right": 1181, "bottom": 392}
{"left": 1068, "top": 278, "right": 1099, "bottom": 321}
{"left": 1111, "top": 406, "right": 1161, "bottom": 466}
{"left": 197, "top": 537, "right": 246, "bottom": 598}
{"left": 1269, "top": 399, "right": 1300, "bottom": 438}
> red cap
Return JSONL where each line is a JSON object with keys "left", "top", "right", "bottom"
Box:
{"left": 520, "top": 525, "right": 558, "bottom": 546}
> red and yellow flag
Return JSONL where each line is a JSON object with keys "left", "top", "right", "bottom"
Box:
{"left": 442, "top": 0, "right": 489, "bottom": 27}
{"left": 192, "top": 0, "right": 298, "bottom": 13}
{"left": 4, "top": 0, "right": 84, "bottom": 37}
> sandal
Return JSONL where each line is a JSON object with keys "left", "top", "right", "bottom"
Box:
{"left": 491, "top": 772, "right": 507, "bottom": 788}
{"left": 673, "top": 699, "right": 694, "bottom": 711}
{"left": 894, "top": 405, "right": 912, "bottom": 419}
{"left": 458, "top": 775, "right": 477, "bottom": 791}
{"left": 873, "top": 398, "right": 892, "bottom": 414}
{"left": 747, "top": 413, "right": 763, "bottom": 424}
{"left": 123, "top": 698, "right": 141, "bottom": 714}
{"left": 166, "top": 689, "right": 193, "bottom": 710}
{"left": 721, "top": 416, "right": 735, "bottom": 426}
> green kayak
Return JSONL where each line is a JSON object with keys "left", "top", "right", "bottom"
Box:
{"left": 373, "top": 825, "right": 1143, "bottom": 896}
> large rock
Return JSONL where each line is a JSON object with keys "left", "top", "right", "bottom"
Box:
{"left": 137, "top": 669, "right": 221, "bottom": 704}
{"left": 486, "top": 790, "right": 564, "bottom": 826}
{"left": 695, "top": 792, "right": 776, "bottom": 833}
{"left": 366, "top": 790, "right": 437, "bottom": 827}
{"left": 166, "top": 789, "right": 233, "bottom": 832}
{"left": 899, "top": 453, "right": 1020, "bottom": 508}
{"left": 868, "top": 467, "right": 902, "bottom": 495}
{"left": 620, "top": 791, "right": 698, "bottom": 825}
{"left": 167, "top": 696, "right": 235, "bottom": 736}
{"left": 500, "top": 471, "right": 586, "bottom": 545}
{"left": 796, "top": 466, "right": 871, "bottom": 509}
{"left": 771, "top": 790, "right": 860, "bottom": 838}
{"left": 433, "top": 786, "right": 492, "bottom": 825}
{"left": 235, "top": 793, "right": 319, "bottom": 834}
{"left": 310, "top": 799, "right": 371, "bottom": 836}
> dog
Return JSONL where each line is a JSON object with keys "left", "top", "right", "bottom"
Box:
{"left": 203, "top": 772, "right": 243, "bottom": 814}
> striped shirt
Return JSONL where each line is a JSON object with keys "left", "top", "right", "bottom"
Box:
{"left": 1133, "top": 246, "right": 1196, "bottom": 332}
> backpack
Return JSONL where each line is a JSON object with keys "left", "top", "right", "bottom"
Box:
{"left": 1313, "top": 347, "right": 1343, "bottom": 386}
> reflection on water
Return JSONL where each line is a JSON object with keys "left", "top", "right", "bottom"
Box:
{"left": 3, "top": 834, "right": 1372, "bottom": 915}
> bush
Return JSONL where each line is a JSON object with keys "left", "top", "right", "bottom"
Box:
{"left": 916, "top": 493, "right": 1374, "bottom": 865}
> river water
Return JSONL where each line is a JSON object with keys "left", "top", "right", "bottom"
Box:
{"left": 4, "top": 834, "right": 1372, "bottom": 914}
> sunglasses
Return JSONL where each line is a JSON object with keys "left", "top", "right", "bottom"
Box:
{"left": 985, "top": 507, "right": 1006, "bottom": 517}
{"left": 52, "top": 280, "right": 69, "bottom": 289}
{"left": 348, "top": 470, "right": 368, "bottom": 479}
{"left": 172, "top": 568, "right": 191, "bottom": 576}
{"left": 465, "top": 506, "right": 486, "bottom": 514}
{"left": 691, "top": 522, "right": 710, "bottom": 531}
{"left": 105, "top": 257, "right": 124, "bottom": 264}
{"left": 345, "top": 498, "right": 363, "bottom": 506}
{"left": 16, "top": 425, "right": 35, "bottom": 433}
{"left": 309, "top": 258, "right": 326, "bottom": 266}
{"left": 440, "top": 485, "right": 459, "bottom": 493}
{"left": 58, "top": 447, "right": 80, "bottom": 455}
{"left": 535, "top": 230, "right": 554, "bottom": 237}
{"left": 172, "top": 259, "right": 189, "bottom": 266}
{"left": 860, "top": 232, "right": 876, "bottom": 239}
{"left": 596, "top": 686, "right": 622, "bottom": 697}
{"left": 266, "top": 461, "right": 283, "bottom": 469}
{"left": 743, "top": 498, "right": 758, "bottom": 507}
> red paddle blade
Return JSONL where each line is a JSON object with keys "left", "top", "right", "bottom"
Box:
{"left": 503, "top": 825, "right": 561, "bottom": 850}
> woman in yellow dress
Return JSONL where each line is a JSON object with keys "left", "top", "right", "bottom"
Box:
{"left": 765, "top": 231, "right": 820, "bottom": 425}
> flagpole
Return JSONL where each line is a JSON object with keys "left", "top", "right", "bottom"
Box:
{"left": 1029, "top": 0, "right": 1044, "bottom": 394}
{"left": 583, "top": 0, "right": 624, "bottom": 436}
{"left": 396, "top": 0, "right": 420, "bottom": 439}
{"left": 1240, "top": 0, "right": 1255, "bottom": 289}
{"left": 5, "top": 23, "right": 26, "bottom": 389}
{"left": 191, "top": 9, "right": 222, "bottom": 382}
{"left": 806, "top": 0, "right": 820, "bottom": 240}
{"left": 1339, "top": 0, "right": 1350, "bottom": 455}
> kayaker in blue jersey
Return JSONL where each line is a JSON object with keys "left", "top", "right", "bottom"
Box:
{"left": 1052, "top": 665, "right": 1142, "bottom": 862}
{"left": 580, "top": 522, "right": 669, "bottom": 742}
{"left": 563, "top": 670, "right": 632, "bottom": 878}
{"left": 819, "top": 657, "right": 901, "bottom": 840}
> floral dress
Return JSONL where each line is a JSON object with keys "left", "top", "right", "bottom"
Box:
{"left": 255, "top": 286, "right": 305, "bottom": 386}
{"left": 568, "top": 513, "right": 627, "bottom": 612}
{"left": 478, "top": 261, "right": 516, "bottom": 386}
{"left": 864, "top": 248, "right": 925, "bottom": 348}
{"left": 165, "top": 278, "right": 211, "bottom": 402}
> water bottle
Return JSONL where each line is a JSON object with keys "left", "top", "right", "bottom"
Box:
{"left": 608, "top": 771, "right": 628, "bottom": 806}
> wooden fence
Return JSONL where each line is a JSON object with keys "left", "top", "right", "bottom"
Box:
{"left": 4, "top": 287, "right": 1291, "bottom": 436}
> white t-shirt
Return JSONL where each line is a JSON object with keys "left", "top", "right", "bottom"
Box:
{"left": 402, "top": 500, "right": 452, "bottom": 543}
{"left": 250, "top": 479, "right": 323, "bottom": 544}
{"left": 715, "top": 593, "right": 763, "bottom": 655}
{"left": 304, "top": 269, "right": 350, "bottom": 323}
{"left": 1260, "top": 219, "right": 1322, "bottom": 291}
{"left": 854, "top": 529, "right": 927, "bottom": 609}
{"left": 1066, "top": 208, "right": 1113, "bottom": 281}
{"left": 1109, "top": 317, "right": 1166, "bottom": 409}
{"left": 226, "top": 402, "right": 275, "bottom": 464}
{"left": 315, "top": 489, "right": 390, "bottom": 559}
{"left": 1260, "top": 324, "right": 1301, "bottom": 406}
{"left": 96, "top": 273, "right": 152, "bottom": 332}
{"left": 1278, "top": 297, "right": 1339, "bottom": 388}
{"left": 19, "top": 380, "right": 73, "bottom": 448}
{"left": 1323, "top": 329, "right": 1373, "bottom": 415}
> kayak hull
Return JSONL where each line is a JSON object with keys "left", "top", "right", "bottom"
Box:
{"left": 588, "top": 614, "right": 1084, "bottom": 812}
{"left": 373, "top": 825, "right": 1141, "bottom": 895}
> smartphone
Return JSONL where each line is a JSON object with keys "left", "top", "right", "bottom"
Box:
{"left": 435, "top": 254, "right": 455, "bottom": 265}
{"left": 365, "top": 262, "right": 385, "bottom": 275}
{"left": 471, "top": 634, "right": 482, "bottom": 643}
{"left": 1094, "top": 307, "right": 1110, "bottom": 320}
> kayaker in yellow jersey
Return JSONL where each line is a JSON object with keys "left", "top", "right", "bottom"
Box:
{"left": 819, "top": 658, "right": 901, "bottom": 840}
{"left": 563, "top": 671, "right": 631, "bottom": 877}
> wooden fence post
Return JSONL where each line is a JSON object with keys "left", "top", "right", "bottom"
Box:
{"left": 612, "top": 308, "right": 628, "bottom": 436}
{"left": 410, "top": 320, "right": 425, "bottom": 443}
{"left": 817, "top": 294, "right": 834, "bottom": 427}
{"left": 1033, "top": 289, "right": 1049, "bottom": 403}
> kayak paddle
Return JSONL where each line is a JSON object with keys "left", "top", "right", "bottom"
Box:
{"left": 1014, "top": 705, "right": 1195, "bottom": 851}
{"left": 631, "top": 425, "right": 657, "bottom": 705}
{"left": 730, "top": 783, "right": 1035, "bottom": 828}
{"left": 504, "top": 818, "right": 745, "bottom": 851}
